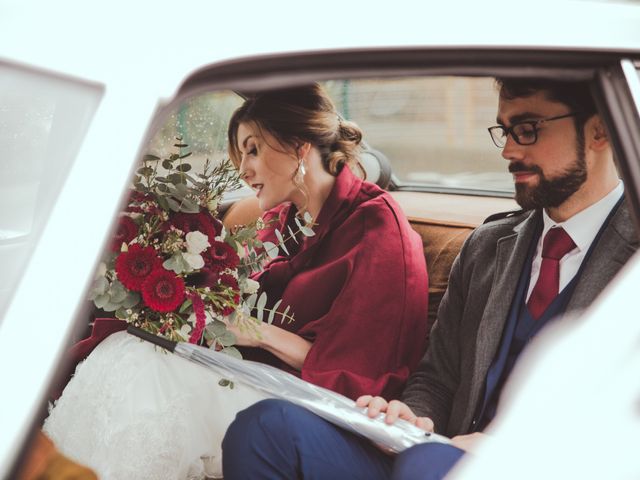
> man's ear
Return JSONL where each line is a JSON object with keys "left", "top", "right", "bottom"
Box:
{"left": 588, "top": 116, "right": 609, "bottom": 151}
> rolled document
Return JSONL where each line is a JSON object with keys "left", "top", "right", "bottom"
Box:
{"left": 127, "top": 325, "right": 450, "bottom": 453}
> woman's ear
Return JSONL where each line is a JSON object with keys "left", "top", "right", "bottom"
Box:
{"left": 588, "top": 116, "right": 609, "bottom": 151}
{"left": 296, "top": 142, "right": 312, "bottom": 159}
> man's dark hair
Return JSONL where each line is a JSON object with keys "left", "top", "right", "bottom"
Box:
{"left": 495, "top": 78, "right": 597, "bottom": 146}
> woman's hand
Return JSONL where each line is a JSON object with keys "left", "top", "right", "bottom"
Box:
{"left": 221, "top": 316, "right": 312, "bottom": 371}
{"left": 221, "top": 316, "right": 262, "bottom": 347}
{"left": 355, "top": 395, "right": 434, "bottom": 432}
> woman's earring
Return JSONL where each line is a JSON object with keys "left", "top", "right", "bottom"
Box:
{"left": 297, "top": 158, "right": 306, "bottom": 178}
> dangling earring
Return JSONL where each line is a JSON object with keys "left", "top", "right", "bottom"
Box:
{"left": 298, "top": 158, "right": 306, "bottom": 177}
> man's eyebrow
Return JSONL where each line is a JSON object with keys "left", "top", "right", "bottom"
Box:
{"left": 497, "top": 111, "right": 544, "bottom": 126}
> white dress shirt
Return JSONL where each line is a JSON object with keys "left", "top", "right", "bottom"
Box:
{"left": 526, "top": 181, "right": 624, "bottom": 301}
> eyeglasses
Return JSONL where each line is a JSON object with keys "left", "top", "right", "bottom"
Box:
{"left": 487, "top": 112, "right": 581, "bottom": 148}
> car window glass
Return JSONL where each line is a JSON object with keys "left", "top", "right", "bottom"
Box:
{"left": 148, "top": 77, "right": 511, "bottom": 198}
{"left": 323, "top": 77, "right": 512, "bottom": 194}
{"left": 0, "top": 63, "right": 102, "bottom": 321}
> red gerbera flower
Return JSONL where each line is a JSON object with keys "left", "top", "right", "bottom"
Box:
{"left": 115, "top": 244, "right": 162, "bottom": 291}
{"left": 170, "top": 211, "right": 222, "bottom": 243}
{"left": 141, "top": 269, "right": 186, "bottom": 312}
{"left": 207, "top": 241, "right": 240, "bottom": 270}
{"left": 111, "top": 216, "right": 139, "bottom": 252}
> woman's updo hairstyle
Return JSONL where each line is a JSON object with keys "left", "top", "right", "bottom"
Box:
{"left": 228, "top": 83, "right": 364, "bottom": 177}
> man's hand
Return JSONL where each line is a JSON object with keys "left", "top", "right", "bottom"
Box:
{"left": 356, "top": 395, "right": 434, "bottom": 432}
{"left": 451, "top": 432, "right": 486, "bottom": 453}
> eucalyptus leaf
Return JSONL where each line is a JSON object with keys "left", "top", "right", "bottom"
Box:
{"left": 206, "top": 319, "right": 228, "bottom": 337}
{"left": 167, "top": 173, "right": 186, "bottom": 185}
{"left": 156, "top": 195, "right": 170, "bottom": 211}
{"left": 262, "top": 241, "right": 279, "bottom": 259}
{"left": 303, "top": 211, "right": 313, "bottom": 224}
{"left": 256, "top": 291, "right": 267, "bottom": 322}
{"left": 109, "top": 280, "right": 127, "bottom": 303}
{"left": 162, "top": 159, "right": 173, "bottom": 169}
{"left": 176, "top": 163, "right": 192, "bottom": 172}
{"left": 274, "top": 229, "right": 289, "bottom": 255}
{"left": 287, "top": 225, "right": 299, "bottom": 244}
{"left": 282, "top": 304, "right": 291, "bottom": 323}
{"left": 174, "top": 143, "right": 189, "bottom": 148}
{"left": 137, "top": 166, "right": 154, "bottom": 176}
{"left": 143, "top": 154, "right": 160, "bottom": 162}
{"left": 300, "top": 226, "right": 315, "bottom": 237}
{"left": 122, "top": 291, "right": 140, "bottom": 309}
{"left": 173, "top": 182, "right": 188, "bottom": 196}
{"left": 115, "top": 308, "right": 128, "bottom": 320}
{"left": 92, "top": 277, "right": 109, "bottom": 296}
{"left": 268, "top": 299, "right": 282, "bottom": 324}
{"left": 101, "top": 301, "right": 120, "bottom": 312}
{"left": 94, "top": 293, "right": 110, "bottom": 309}
{"left": 179, "top": 198, "right": 200, "bottom": 214}
{"left": 179, "top": 152, "right": 192, "bottom": 159}
{"left": 163, "top": 253, "right": 190, "bottom": 274}
{"left": 220, "top": 346, "right": 242, "bottom": 359}
{"left": 245, "top": 293, "right": 257, "bottom": 310}
{"left": 166, "top": 197, "right": 181, "bottom": 212}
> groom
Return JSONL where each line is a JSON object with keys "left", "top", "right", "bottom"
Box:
{"left": 221, "top": 77, "right": 639, "bottom": 479}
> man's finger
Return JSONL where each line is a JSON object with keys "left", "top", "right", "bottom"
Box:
{"left": 414, "top": 416, "right": 435, "bottom": 433}
{"left": 355, "top": 395, "right": 373, "bottom": 408}
{"left": 365, "top": 396, "right": 388, "bottom": 418}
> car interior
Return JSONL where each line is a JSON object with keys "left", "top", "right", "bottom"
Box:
{"left": 7, "top": 48, "right": 640, "bottom": 478}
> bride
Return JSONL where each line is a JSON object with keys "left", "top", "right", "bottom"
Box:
{"left": 43, "top": 84, "right": 430, "bottom": 479}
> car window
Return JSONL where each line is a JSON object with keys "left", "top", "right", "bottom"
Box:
{"left": 148, "top": 77, "right": 512, "bottom": 198}
{"left": 323, "top": 77, "right": 513, "bottom": 194}
{"left": 0, "top": 62, "right": 103, "bottom": 321}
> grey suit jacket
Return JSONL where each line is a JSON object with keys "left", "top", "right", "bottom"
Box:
{"left": 402, "top": 200, "right": 639, "bottom": 437}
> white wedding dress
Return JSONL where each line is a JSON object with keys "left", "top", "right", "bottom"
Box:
{"left": 43, "top": 331, "right": 268, "bottom": 480}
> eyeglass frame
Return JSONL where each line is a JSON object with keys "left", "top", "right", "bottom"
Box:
{"left": 487, "top": 112, "right": 583, "bottom": 148}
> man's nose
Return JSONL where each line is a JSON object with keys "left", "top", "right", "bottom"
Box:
{"left": 501, "top": 134, "right": 525, "bottom": 162}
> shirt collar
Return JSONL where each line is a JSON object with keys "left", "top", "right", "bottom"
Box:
{"left": 541, "top": 180, "right": 624, "bottom": 252}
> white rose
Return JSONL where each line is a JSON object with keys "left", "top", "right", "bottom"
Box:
{"left": 243, "top": 278, "right": 260, "bottom": 295}
{"left": 182, "top": 252, "right": 205, "bottom": 270}
{"left": 186, "top": 230, "right": 210, "bottom": 254}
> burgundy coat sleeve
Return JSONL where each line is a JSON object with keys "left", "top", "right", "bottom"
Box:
{"left": 295, "top": 195, "right": 429, "bottom": 400}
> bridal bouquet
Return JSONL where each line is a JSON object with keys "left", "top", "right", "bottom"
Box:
{"left": 89, "top": 139, "right": 313, "bottom": 357}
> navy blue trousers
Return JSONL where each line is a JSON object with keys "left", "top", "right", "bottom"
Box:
{"left": 222, "top": 399, "right": 465, "bottom": 479}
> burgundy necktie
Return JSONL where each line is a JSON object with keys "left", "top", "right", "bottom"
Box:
{"left": 527, "top": 227, "right": 577, "bottom": 320}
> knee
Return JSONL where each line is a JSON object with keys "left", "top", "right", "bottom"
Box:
{"left": 223, "top": 399, "right": 291, "bottom": 451}
{"left": 392, "top": 443, "right": 465, "bottom": 480}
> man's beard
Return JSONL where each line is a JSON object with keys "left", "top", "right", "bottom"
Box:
{"left": 511, "top": 148, "right": 587, "bottom": 210}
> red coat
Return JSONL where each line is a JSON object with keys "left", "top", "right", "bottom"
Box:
{"left": 243, "top": 166, "right": 429, "bottom": 399}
